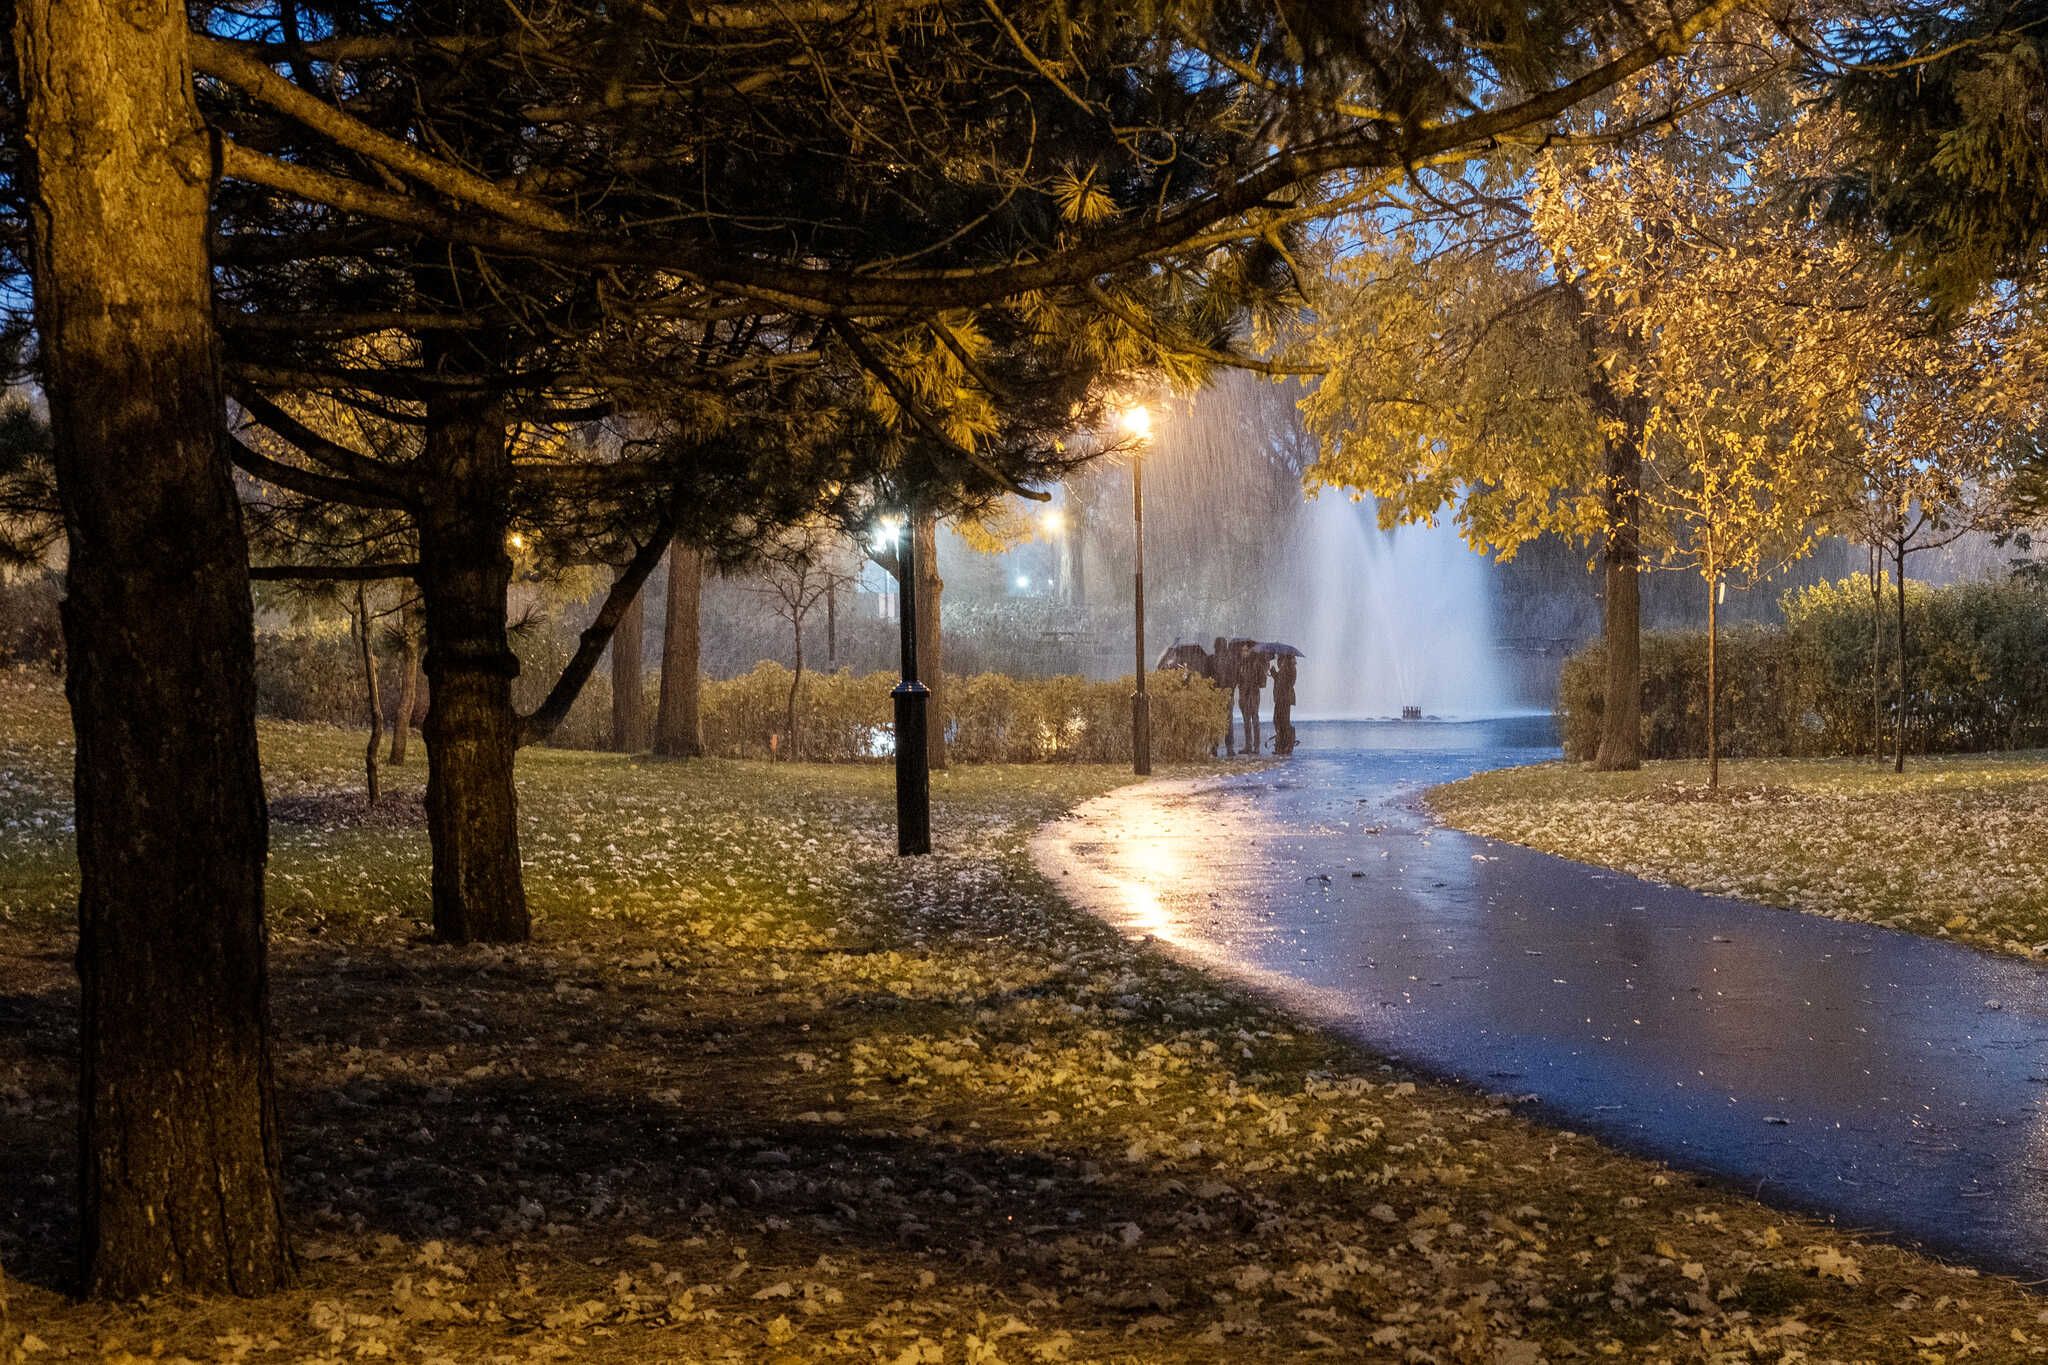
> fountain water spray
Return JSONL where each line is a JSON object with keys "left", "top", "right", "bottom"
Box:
{"left": 1271, "top": 494, "right": 1510, "bottom": 719}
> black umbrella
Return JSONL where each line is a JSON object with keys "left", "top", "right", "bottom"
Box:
{"left": 1254, "top": 641, "right": 1305, "bottom": 658}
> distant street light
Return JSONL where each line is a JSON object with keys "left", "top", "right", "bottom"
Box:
{"left": 1122, "top": 402, "right": 1153, "bottom": 776}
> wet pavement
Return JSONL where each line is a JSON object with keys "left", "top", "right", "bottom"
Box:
{"left": 1034, "top": 716, "right": 2048, "bottom": 1278}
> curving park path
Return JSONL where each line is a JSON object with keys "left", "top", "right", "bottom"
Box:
{"left": 1033, "top": 717, "right": 2048, "bottom": 1279}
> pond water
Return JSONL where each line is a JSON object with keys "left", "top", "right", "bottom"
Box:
{"left": 1035, "top": 716, "right": 2048, "bottom": 1278}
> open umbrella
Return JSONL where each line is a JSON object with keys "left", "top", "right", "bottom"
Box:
{"left": 1254, "top": 641, "right": 1305, "bottom": 658}
{"left": 1156, "top": 642, "right": 1210, "bottom": 672}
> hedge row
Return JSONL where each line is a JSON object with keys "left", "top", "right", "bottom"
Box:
{"left": 693, "top": 661, "right": 1232, "bottom": 763}
{"left": 1561, "top": 575, "right": 2048, "bottom": 760}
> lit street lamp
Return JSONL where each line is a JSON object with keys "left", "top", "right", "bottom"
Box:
{"left": 1122, "top": 403, "right": 1153, "bottom": 776}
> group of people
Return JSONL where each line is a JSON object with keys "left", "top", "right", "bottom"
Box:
{"left": 1160, "top": 638, "right": 1299, "bottom": 757}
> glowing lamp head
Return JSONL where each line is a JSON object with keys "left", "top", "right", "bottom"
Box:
{"left": 1119, "top": 403, "right": 1152, "bottom": 442}
{"left": 1015, "top": 573, "right": 1032, "bottom": 590}
{"left": 507, "top": 531, "right": 528, "bottom": 552}
{"left": 1041, "top": 508, "right": 1067, "bottom": 536}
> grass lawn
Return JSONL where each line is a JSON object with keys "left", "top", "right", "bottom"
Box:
{"left": 4, "top": 672, "right": 2048, "bottom": 1361}
{"left": 1429, "top": 752, "right": 2048, "bottom": 960}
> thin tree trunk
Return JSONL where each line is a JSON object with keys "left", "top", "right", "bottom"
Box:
{"left": 355, "top": 585, "right": 382, "bottom": 805}
{"left": 1869, "top": 539, "right": 1883, "bottom": 759}
{"left": 389, "top": 624, "right": 420, "bottom": 766}
{"left": 826, "top": 578, "right": 838, "bottom": 670}
{"left": 1894, "top": 541, "right": 1909, "bottom": 774}
{"left": 914, "top": 511, "right": 945, "bottom": 772}
{"left": 786, "top": 621, "right": 804, "bottom": 760}
{"left": 654, "top": 540, "right": 704, "bottom": 757}
{"left": 418, "top": 401, "right": 529, "bottom": 944}
{"left": 1706, "top": 567, "right": 1720, "bottom": 791}
{"left": 15, "top": 0, "right": 290, "bottom": 1295}
{"left": 610, "top": 582, "right": 646, "bottom": 752}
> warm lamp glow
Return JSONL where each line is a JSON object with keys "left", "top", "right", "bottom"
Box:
{"left": 1041, "top": 508, "right": 1067, "bottom": 536}
{"left": 507, "top": 532, "right": 528, "bottom": 551}
{"left": 1119, "top": 403, "right": 1152, "bottom": 441}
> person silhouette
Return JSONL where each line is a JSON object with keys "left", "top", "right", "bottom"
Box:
{"left": 1233, "top": 639, "right": 1268, "bottom": 755}
{"left": 1272, "top": 653, "right": 1298, "bottom": 755}
{"left": 1210, "top": 635, "right": 1238, "bottom": 756}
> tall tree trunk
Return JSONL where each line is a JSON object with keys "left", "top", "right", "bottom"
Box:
{"left": 610, "top": 582, "right": 646, "bottom": 752}
{"left": 1068, "top": 487, "right": 1089, "bottom": 608}
{"left": 914, "top": 511, "right": 945, "bottom": 772}
{"left": 1592, "top": 455, "right": 1643, "bottom": 771}
{"left": 1868, "top": 539, "right": 1883, "bottom": 758}
{"left": 654, "top": 540, "right": 704, "bottom": 757}
{"left": 355, "top": 585, "right": 382, "bottom": 805}
{"left": 418, "top": 402, "right": 529, "bottom": 943}
{"left": 826, "top": 578, "right": 838, "bottom": 670}
{"left": 1583, "top": 308, "right": 1644, "bottom": 773}
{"left": 389, "top": 623, "right": 420, "bottom": 766}
{"left": 15, "top": 0, "right": 290, "bottom": 1295}
{"left": 1706, "top": 567, "right": 1720, "bottom": 791}
{"left": 1894, "top": 541, "right": 1909, "bottom": 775}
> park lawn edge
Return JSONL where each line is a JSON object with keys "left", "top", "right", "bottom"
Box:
{"left": 1424, "top": 750, "right": 2048, "bottom": 963}
{"left": 0, "top": 676, "right": 2043, "bottom": 1361}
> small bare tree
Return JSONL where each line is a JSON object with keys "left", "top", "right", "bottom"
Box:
{"left": 754, "top": 524, "right": 860, "bottom": 761}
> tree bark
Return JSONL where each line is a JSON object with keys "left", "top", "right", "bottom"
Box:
{"left": 913, "top": 511, "right": 945, "bottom": 771}
{"left": 1581, "top": 303, "right": 1644, "bottom": 773}
{"left": 355, "top": 585, "right": 382, "bottom": 804}
{"left": 15, "top": 0, "right": 290, "bottom": 1295}
{"left": 1894, "top": 541, "right": 1909, "bottom": 774}
{"left": 417, "top": 400, "right": 529, "bottom": 943}
{"left": 785, "top": 614, "right": 804, "bottom": 760}
{"left": 826, "top": 577, "right": 838, "bottom": 670}
{"left": 389, "top": 623, "right": 420, "bottom": 765}
{"left": 610, "top": 582, "right": 646, "bottom": 752}
{"left": 1590, "top": 420, "right": 1644, "bottom": 772}
{"left": 1868, "top": 539, "right": 1883, "bottom": 758}
{"left": 1706, "top": 566, "right": 1720, "bottom": 791}
{"left": 654, "top": 540, "right": 704, "bottom": 757}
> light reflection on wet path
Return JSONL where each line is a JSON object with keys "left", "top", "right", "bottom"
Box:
{"left": 1034, "top": 716, "right": 2048, "bottom": 1277}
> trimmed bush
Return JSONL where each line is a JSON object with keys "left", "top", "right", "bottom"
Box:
{"left": 1561, "top": 575, "right": 2048, "bottom": 760}
{"left": 700, "top": 662, "right": 1232, "bottom": 763}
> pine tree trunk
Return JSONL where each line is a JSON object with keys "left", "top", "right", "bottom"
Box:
{"left": 355, "top": 585, "right": 382, "bottom": 804}
{"left": 418, "top": 402, "right": 529, "bottom": 943}
{"left": 654, "top": 540, "right": 703, "bottom": 757}
{"left": 389, "top": 627, "right": 420, "bottom": 765}
{"left": 914, "top": 512, "right": 945, "bottom": 772}
{"left": 15, "top": 0, "right": 290, "bottom": 1296}
{"left": 610, "top": 584, "right": 646, "bottom": 752}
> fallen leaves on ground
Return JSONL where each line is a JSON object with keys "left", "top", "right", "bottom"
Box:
{"left": 1430, "top": 753, "right": 2048, "bottom": 959}
{"left": 0, "top": 676, "right": 2043, "bottom": 1361}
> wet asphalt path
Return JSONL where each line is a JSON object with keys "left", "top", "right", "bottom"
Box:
{"left": 1033, "top": 716, "right": 2048, "bottom": 1278}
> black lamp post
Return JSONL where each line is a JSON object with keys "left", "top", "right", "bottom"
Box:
{"left": 891, "top": 506, "right": 932, "bottom": 855}
{"left": 1124, "top": 405, "right": 1153, "bottom": 776}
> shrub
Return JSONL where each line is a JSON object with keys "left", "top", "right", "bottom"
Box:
{"left": 699, "top": 662, "right": 1232, "bottom": 763}
{"left": 1561, "top": 575, "right": 2048, "bottom": 760}
{"left": 0, "top": 571, "right": 64, "bottom": 671}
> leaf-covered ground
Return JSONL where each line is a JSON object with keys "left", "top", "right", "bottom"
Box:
{"left": 4, "top": 673, "right": 2047, "bottom": 1362}
{"left": 1429, "top": 752, "right": 2048, "bottom": 960}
